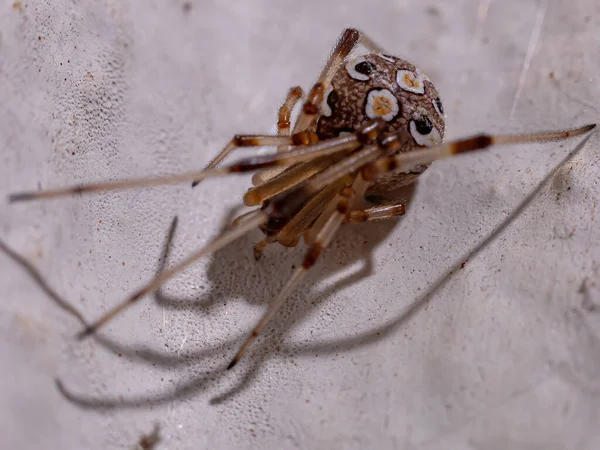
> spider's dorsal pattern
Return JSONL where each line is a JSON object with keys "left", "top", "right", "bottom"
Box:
{"left": 317, "top": 52, "right": 445, "bottom": 150}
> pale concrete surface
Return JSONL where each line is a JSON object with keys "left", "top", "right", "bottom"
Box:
{"left": 1, "top": 0, "right": 599, "bottom": 449}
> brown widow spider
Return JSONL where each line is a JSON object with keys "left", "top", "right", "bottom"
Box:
{"left": 8, "top": 28, "right": 595, "bottom": 369}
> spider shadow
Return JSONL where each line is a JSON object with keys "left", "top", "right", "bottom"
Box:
{"left": 152, "top": 197, "right": 402, "bottom": 401}
{"left": 6, "top": 131, "right": 593, "bottom": 410}
{"left": 50, "top": 202, "right": 400, "bottom": 409}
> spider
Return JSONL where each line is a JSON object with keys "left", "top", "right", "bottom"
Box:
{"left": 8, "top": 28, "right": 595, "bottom": 369}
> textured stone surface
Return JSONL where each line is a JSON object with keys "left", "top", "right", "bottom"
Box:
{"left": 1, "top": 1, "right": 599, "bottom": 448}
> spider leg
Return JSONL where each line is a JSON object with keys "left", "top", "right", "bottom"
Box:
{"left": 344, "top": 203, "right": 407, "bottom": 223}
{"left": 76, "top": 210, "right": 267, "bottom": 338}
{"left": 277, "top": 87, "right": 305, "bottom": 143}
{"left": 244, "top": 119, "right": 385, "bottom": 206}
{"left": 190, "top": 135, "right": 296, "bottom": 188}
{"left": 253, "top": 177, "right": 348, "bottom": 260}
{"left": 277, "top": 86, "right": 305, "bottom": 144}
{"left": 252, "top": 86, "right": 305, "bottom": 186}
{"left": 244, "top": 153, "right": 348, "bottom": 207}
{"left": 266, "top": 140, "right": 390, "bottom": 223}
{"left": 254, "top": 28, "right": 375, "bottom": 185}
{"left": 290, "top": 28, "right": 386, "bottom": 136}
{"left": 290, "top": 29, "right": 362, "bottom": 135}
{"left": 193, "top": 85, "right": 302, "bottom": 188}
{"left": 227, "top": 174, "right": 368, "bottom": 369}
{"left": 7, "top": 132, "right": 368, "bottom": 203}
{"left": 360, "top": 124, "right": 596, "bottom": 182}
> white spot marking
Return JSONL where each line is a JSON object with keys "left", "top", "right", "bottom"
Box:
{"left": 365, "top": 89, "right": 400, "bottom": 122}
{"left": 396, "top": 70, "right": 425, "bottom": 94}
{"left": 416, "top": 68, "right": 431, "bottom": 83}
{"left": 410, "top": 120, "right": 442, "bottom": 147}
{"left": 346, "top": 56, "right": 370, "bottom": 81}
{"left": 432, "top": 98, "right": 444, "bottom": 118}
{"left": 320, "top": 85, "right": 334, "bottom": 117}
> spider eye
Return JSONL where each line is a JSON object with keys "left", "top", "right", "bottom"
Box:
{"left": 346, "top": 56, "right": 375, "bottom": 81}
{"left": 433, "top": 97, "right": 444, "bottom": 117}
{"left": 409, "top": 116, "right": 442, "bottom": 147}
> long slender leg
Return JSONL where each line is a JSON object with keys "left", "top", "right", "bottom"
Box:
{"left": 291, "top": 28, "right": 387, "bottom": 135}
{"left": 190, "top": 135, "right": 294, "bottom": 188}
{"left": 77, "top": 211, "right": 267, "bottom": 338}
{"left": 8, "top": 134, "right": 362, "bottom": 202}
{"left": 360, "top": 124, "right": 596, "bottom": 182}
{"left": 244, "top": 154, "right": 347, "bottom": 207}
{"left": 227, "top": 174, "right": 369, "bottom": 369}
{"left": 245, "top": 120, "right": 384, "bottom": 206}
{"left": 202, "top": 24, "right": 383, "bottom": 186}
{"left": 345, "top": 203, "right": 407, "bottom": 223}
{"left": 289, "top": 29, "right": 361, "bottom": 135}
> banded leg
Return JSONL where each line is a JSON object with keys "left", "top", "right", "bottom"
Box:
{"left": 77, "top": 211, "right": 268, "bottom": 338}
{"left": 191, "top": 135, "right": 295, "bottom": 187}
{"left": 344, "top": 203, "right": 407, "bottom": 223}
{"left": 291, "top": 29, "right": 360, "bottom": 135}
{"left": 244, "top": 120, "right": 384, "bottom": 206}
{"left": 8, "top": 133, "right": 364, "bottom": 202}
{"left": 277, "top": 86, "right": 304, "bottom": 140}
{"left": 253, "top": 176, "right": 348, "bottom": 260}
{"left": 361, "top": 124, "right": 597, "bottom": 182}
{"left": 252, "top": 86, "right": 305, "bottom": 186}
{"left": 262, "top": 123, "right": 596, "bottom": 228}
{"left": 227, "top": 175, "right": 368, "bottom": 369}
{"left": 254, "top": 24, "right": 389, "bottom": 186}
{"left": 292, "top": 28, "right": 388, "bottom": 134}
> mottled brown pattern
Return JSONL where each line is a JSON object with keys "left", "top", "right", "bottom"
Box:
{"left": 316, "top": 53, "right": 445, "bottom": 145}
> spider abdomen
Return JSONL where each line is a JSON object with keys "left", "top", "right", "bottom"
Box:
{"left": 315, "top": 52, "right": 446, "bottom": 196}
{"left": 316, "top": 53, "right": 445, "bottom": 143}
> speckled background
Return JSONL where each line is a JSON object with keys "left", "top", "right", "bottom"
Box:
{"left": 1, "top": 1, "right": 599, "bottom": 449}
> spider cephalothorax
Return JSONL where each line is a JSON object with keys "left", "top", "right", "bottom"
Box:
{"left": 8, "top": 28, "right": 595, "bottom": 370}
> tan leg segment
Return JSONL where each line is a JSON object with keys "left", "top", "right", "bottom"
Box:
{"left": 252, "top": 86, "right": 305, "bottom": 186}
{"left": 277, "top": 86, "right": 304, "bottom": 139}
{"left": 345, "top": 203, "right": 407, "bottom": 223}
